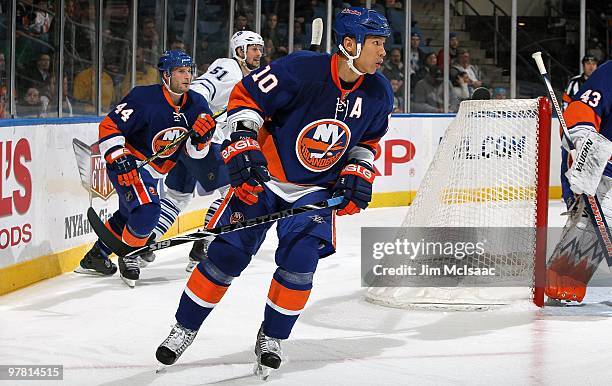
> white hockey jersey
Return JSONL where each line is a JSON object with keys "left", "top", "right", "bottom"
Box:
{"left": 191, "top": 58, "right": 243, "bottom": 143}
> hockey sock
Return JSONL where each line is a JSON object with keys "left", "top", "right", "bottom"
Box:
{"left": 152, "top": 197, "right": 181, "bottom": 240}
{"left": 204, "top": 197, "right": 224, "bottom": 226}
{"left": 263, "top": 234, "right": 321, "bottom": 339}
{"left": 175, "top": 239, "right": 251, "bottom": 330}
{"left": 125, "top": 203, "right": 160, "bottom": 243}
{"left": 175, "top": 254, "right": 236, "bottom": 330}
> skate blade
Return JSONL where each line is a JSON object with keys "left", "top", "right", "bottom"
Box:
{"left": 156, "top": 363, "right": 167, "bottom": 373}
{"left": 120, "top": 274, "right": 136, "bottom": 288}
{"left": 74, "top": 266, "right": 111, "bottom": 276}
{"left": 253, "top": 362, "right": 272, "bottom": 380}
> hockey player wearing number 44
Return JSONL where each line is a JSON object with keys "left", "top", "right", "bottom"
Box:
{"left": 75, "top": 51, "right": 217, "bottom": 287}
{"left": 155, "top": 7, "right": 393, "bottom": 379}
{"left": 547, "top": 60, "right": 612, "bottom": 304}
{"left": 140, "top": 31, "right": 265, "bottom": 273}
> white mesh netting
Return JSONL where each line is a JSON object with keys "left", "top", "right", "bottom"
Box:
{"left": 366, "top": 98, "right": 546, "bottom": 310}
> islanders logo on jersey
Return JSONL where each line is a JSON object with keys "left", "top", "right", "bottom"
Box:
{"left": 151, "top": 126, "right": 189, "bottom": 158}
{"left": 295, "top": 119, "right": 351, "bottom": 172}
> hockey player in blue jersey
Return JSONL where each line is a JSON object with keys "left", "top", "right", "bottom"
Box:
{"left": 143, "top": 31, "right": 265, "bottom": 272}
{"left": 75, "top": 51, "right": 217, "bottom": 287}
{"left": 155, "top": 7, "right": 393, "bottom": 378}
{"left": 547, "top": 60, "right": 612, "bottom": 303}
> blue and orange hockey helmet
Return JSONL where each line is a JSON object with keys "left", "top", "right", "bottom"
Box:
{"left": 157, "top": 50, "right": 194, "bottom": 79}
{"left": 333, "top": 7, "right": 391, "bottom": 47}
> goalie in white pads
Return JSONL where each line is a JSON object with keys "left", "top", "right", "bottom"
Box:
{"left": 142, "top": 31, "right": 264, "bottom": 272}
{"left": 547, "top": 60, "right": 612, "bottom": 303}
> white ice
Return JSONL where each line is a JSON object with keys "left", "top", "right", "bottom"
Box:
{"left": 2, "top": 200, "right": 612, "bottom": 385}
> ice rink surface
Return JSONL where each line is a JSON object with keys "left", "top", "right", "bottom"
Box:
{"left": 2, "top": 200, "right": 612, "bottom": 385}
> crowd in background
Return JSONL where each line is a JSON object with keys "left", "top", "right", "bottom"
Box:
{"left": 1, "top": 0, "right": 610, "bottom": 118}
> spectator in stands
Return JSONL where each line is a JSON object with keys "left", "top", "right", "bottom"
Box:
{"left": 409, "top": 32, "right": 426, "bottom": 76}
{"left": 413, "top": 50, "right": 437, "bottom": 89}
{"left": 452, "top": 70, "right": 470, "bottom": 104}
{"left": 234, "top": 13, "right": 251, "bottom": 32}
{"left": 382, "top": 48, "right": 404, "bottom": 87}
{"left": 140, "top": 17, "right": 160, "bottom": 61}
{"left": 263, "top": 38, "right": 276, "bottom": 66}
{"left": 17, "top": 87, "right": 43, "bottom": 117}
{"left": 61, "top": 75, "right": 74, "bottom": 116}
{"left": 74, "top": 0, "right": 96, "bottom": 62}
{"left": 0, "top": 53, "right": 6, "bottom": 85}
{"left": 385, "top": 0, "right": 405, "bottom": 45}
{"left": 437, "top": 32, "right": 459, "bottom": 70}
{"left": 493, "top": 87, "right": 508, "bottom": 100}
{"left": 390, "top": 78, "right": 404, "bottom": 113}
{"left": 292, "top": 20, "right": 308, "bottom": 51}
{"left": 262, "top": 13, "right": 287, "bottom": 55}
{"left": 370, "top": 0, "right": 385, "bottom": 14}
{"left": 28, "top": 53, "right": 53, "bottom": 98}
{"left": 412, "top": 66, "right": 458, "bottom": 113}
{"left": 72, "top": 63, "right": 116, "bottom": 114}
{"left": 120, "top": 47, "right": 159, "bottom": 96}
{"left": 0, "top": 85, "right": 7, "bottom": 118}
{"left": 562, "top": 54, "right": 598, "bottom": 109}
{"left": 295, "top": 0, "right": 325, "bottom": 25}
{"left": 452, "top": 48, "right": 482, "bottom": 91}
{"left": 28, "top": 0, "right": 53, "bottom": 41}
{"left": 170, "top": 39, "right": 186, "bottom": 52}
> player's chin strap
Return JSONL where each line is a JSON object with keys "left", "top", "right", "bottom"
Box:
{"left": 338, "top": 43, "right": 365, "bottom": 76}
{"left": 161, "top": 75, "right": 185, "bottom": 97}
{"left": 236, "top": 49, "right": 259, "bottom": 72}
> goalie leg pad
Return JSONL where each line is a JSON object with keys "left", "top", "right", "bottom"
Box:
{"left": 596, "top": 175, "right": 612, "bottom": 225}
{"left": 565, "top": 130, "right": 612, "bottom": 196}
{"left": 546, "top": 197, "right": 604, "bottom": 302}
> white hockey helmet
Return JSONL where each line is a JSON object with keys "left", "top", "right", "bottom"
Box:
{"left": 230, "top": 30, "right": 264, "bottom": 60}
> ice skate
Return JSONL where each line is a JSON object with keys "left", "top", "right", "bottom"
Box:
{"left": 74, "top": 243, "right": 117, "bottom": 276}
{"left": 186, "top": 238, "right": 209, "bottom": 272}
{"left": 253, "top": 325, "right": 282, "bottom": 380}
{"left": 118, "top": 256, "right": 140, "bottom": 288}
{"left": 155, "top": 323, "right": 198, "bottom": 367}
{"left": 138, "top": 251, "right": 156, "bottom": 268}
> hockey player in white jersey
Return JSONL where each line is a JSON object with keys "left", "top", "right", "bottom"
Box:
{"left": 142, "top": 31, "right": 264, "bottom": 271}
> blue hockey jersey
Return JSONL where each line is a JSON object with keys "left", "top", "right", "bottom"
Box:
{"left": 98, "top": 84, "right": 212, "bottom": 178}
{"left": 227, "top": 51, "right": 393, "bottom": 187}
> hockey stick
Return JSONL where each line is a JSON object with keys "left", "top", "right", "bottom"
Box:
{"left": 138, "top": 107, "right": 227, "bottom": 169}
{"left": 87, "top": 196, "right": 343, "bottom": 257}
{"left": 532, "top": 51, "right": 612, "bottom": 266}
{"left": 309, "top": 18, "right": 324, "bottom": 51}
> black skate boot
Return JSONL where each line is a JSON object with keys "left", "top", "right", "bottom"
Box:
{"left": 74, "top": 243, "right": 117, "bottom": 276}
{"left": 155, "top": 323, "right": 198, "bottom": 369}
{"left": 118, "top": 256, "right": 140, "bottom": 288}
{"left": 187, "top": 238, "right": 210, "bottom": 272}
{"left": 253, "top": 324, "right": 282, "bottom": 380}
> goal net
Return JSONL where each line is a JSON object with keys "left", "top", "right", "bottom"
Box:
{"left": 365, "top": 98, "right": 551, "bottom": 309}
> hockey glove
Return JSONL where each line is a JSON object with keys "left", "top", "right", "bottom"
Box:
{"left": 333, "top": 159, "right": 376, "bottom": 216}
{"left": 105, "top": 147, "right": 139, "bottom": 186}
{"left": 191, "top": 113, "right": 216, "bottom": 150}
{"left": 221, "top": 129, "right": 270, "bottom": 205}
